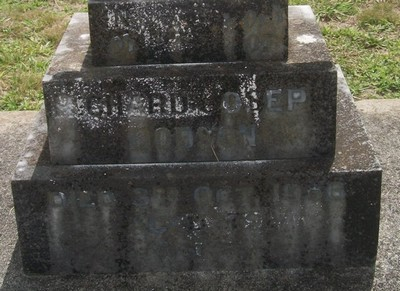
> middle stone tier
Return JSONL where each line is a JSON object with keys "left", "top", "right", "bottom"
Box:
{"left": 43, "top": 8, "right": 336, "bottom": 165}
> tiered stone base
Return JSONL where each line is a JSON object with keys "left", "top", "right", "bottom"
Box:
{"left": 12, "top": 68, "right": 381, "bottom": 275}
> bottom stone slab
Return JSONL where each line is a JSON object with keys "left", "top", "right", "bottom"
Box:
{"left": 11, "top": 68, "right": 381, "bottom": 276}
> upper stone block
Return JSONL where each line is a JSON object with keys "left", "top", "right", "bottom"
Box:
{"left": 88, "top": 0, "right": 288, "bottom": 65}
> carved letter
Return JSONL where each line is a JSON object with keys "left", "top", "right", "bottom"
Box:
{"left": 288, "top": 89, "right": 306, "bottom": 111}
{"left": 266, "top": 89, "right": 283, "bottom": 112}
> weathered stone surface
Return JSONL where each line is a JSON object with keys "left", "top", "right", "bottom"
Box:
{"left": 88, "top": 0, "right": 288, "bottom": 65}
{"left": 43, "top": 8, "right": 336, "bottom": 165}
{"left": 12, "top": 69, "right": 381, "bottom": 274}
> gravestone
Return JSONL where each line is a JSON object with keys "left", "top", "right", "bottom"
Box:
{"left": 88, "top": 0, "right": 288, "bottom": 65}
{"left": 12, "top": 2, "right": 381, "bottom": 287}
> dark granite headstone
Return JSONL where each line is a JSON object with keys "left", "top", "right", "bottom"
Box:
{"left": 11, "top": 2, "right": 381, "bottom": 286}
{"left": 88, "top": 0, "right": 288, "bottom": 65}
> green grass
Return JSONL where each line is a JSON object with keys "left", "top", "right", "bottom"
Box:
{"left": 358, "top": 2, "right": 400, "bottom": 27}
{"left": 290, "top": 0, "right": 366, "bottom": 20}
{"left": 290, "top": 0, "right": 400, "bottom": 99}
{"left": 0, "top": 1, "right": 399, "bottom": 110}
{"left": 323, "top": 24, "right": 400, "bottom": 99}
{"left": 0, "top": 0, "right": 86, "bottom": 110}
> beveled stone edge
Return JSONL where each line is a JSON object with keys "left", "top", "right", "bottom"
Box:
{"left": 333, "top": 66, "right": 382, "bottom": 173}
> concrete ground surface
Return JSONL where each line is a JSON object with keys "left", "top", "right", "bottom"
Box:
{"left": 0, "top": 99, "right": 399, "bottom": 290}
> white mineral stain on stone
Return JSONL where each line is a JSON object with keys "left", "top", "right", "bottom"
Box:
{"left": 69, "top": 16, "right": 80, "bottom": 25}
{"left": 300, "top": 5, "right": 317, "bottom": 21}
{"left": 239, "top": 74, "right": 260, "bottom": 124}
{"left": 297, "top": 34, "right": 317, "bottom": 44}
{"left": 24, "top": 151, "right": 34, "bottom": 158}
{"left": 250, "top": 74, "right": 259, "bottom": 123}
{"left": 56, "top": 96, "right": 75, "bottom": 117}
{"left": 107, "top": 8, "right": 116, "bottom": 29}
{"left": 79, "top": 34, "right": 90, "bottom": 40}
{"left": 17, "top": 160, "right": 28, "bottom": 169}
{"left": 27, "top": 133, "right": 35, "bottom": 140}
{"left": 43, "top": 75, "right": 53, "bottom": 82}
{"left": 239, "top": 75, "right": 247, "bottom": 99}
{"left": 56, "top": 45, "right": 73, "bottom": 54}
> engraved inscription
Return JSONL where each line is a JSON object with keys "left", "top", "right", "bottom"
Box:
{"left": 47, "top": 181, "right": 346, "bottom": 268}
{"left": 84, "top": 91, "right": 194, "bottom": 119}
{"left": 48, "top": 182, "right": 345, "bottom": 210}
{"left": 266, "top": 89, "right": 283, "bottom": 112}
{"left": 242, "top": 11, "right": 270, "bottom": 59}
{"left": 86, "top": 93, "right": 123, "bottom": 118}
{"left": 265, "top": 89, "right": 307, "bottom": 112}
{"left": 51, "top": 192, "right": 66, "bottom": 207}
{"left": 100, "top": 0, "right": 288, "bottom": 66}
{"left": 288, "top": 89, "right": 307, "bottom": 111}
{"left": 222, "top": 92, "right": 241, "bottom": 113}
{"left": 108, "top": 33, "right": 138, "bottom": 64}
{"left": 83, "top": 87, "right": 306, "bottom": 120}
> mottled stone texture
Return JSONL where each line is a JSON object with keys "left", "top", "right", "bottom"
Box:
{"left": 43, "top": 10, "right": 336, "bottom": 165}
{"left": 12, "top": 4, "right": 381, "bottom": 282}
{"left": 12, "top": 69, "right": 381, "bottom": 274}
{"left": 88, "top": 0, "right": 288, "bottom": 65}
